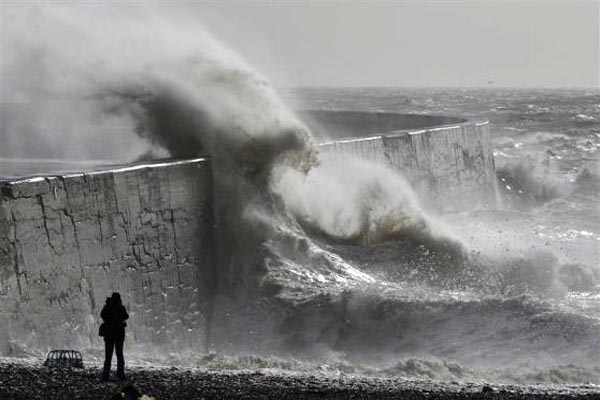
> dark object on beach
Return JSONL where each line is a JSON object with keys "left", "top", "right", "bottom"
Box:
{"left": 101, "top": 292, "right": 129, "bottom": 381}
{"left": 108, "top": 384, "right": 142, "bottom": 400}
{"left": 482, "top": 385, "right": 494, "bottom": 394}
{"left": 43, "top": 350, "right": 84, "bottom": 368}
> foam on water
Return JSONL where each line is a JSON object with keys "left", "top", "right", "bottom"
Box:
{"left": 270, "top": 154, "right": 451, "bottom": 244}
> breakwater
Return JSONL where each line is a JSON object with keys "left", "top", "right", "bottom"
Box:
{"left": 308, "top": 111, "right": 497, "bottom": 211}
{"left": 0, "top": 159, "right": 214, "bottom": 354}
{"left": 0, "top": 112, "right": 496, "bottom": 354}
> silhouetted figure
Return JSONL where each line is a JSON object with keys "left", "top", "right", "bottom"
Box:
{"left": 100, "top": 292, "right": 129, "bottom": 381}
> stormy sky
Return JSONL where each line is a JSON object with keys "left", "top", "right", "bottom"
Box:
{"left": 0, "top": 1, "right": 597, "bottom": 88}
{"left": 186, "top": 0, "right": 598, "bottom": 88}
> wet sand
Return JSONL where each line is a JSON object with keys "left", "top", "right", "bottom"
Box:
{"left": 1, "top": 360, "right": 598, "bottom": 399}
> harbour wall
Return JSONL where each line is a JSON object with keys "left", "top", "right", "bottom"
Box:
{"left": 0, "top": 159, "right": 214, "bottom": 355}
{"left": 316, "top": 114, "right": 497, "bottom": 211}
{"left": 0, "top": 112, "right": 497, "bottom": 354}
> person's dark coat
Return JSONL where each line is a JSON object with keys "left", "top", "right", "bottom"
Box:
{"left": 100, "top": 294, "right": 129, "bottom": 340}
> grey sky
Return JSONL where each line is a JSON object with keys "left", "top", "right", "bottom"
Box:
{"left": 183, "top": 1, "right": 598, "bottom": 88}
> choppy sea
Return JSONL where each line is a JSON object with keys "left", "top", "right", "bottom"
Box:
{"left": 242, "top": 87, "right": 600, "bottom": 385}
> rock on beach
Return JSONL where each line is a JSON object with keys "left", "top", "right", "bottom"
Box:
{"left": 0, "top": 360, "right": 598, "bottom": 399}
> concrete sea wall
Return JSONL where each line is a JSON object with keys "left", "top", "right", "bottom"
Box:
{"left": 0, "top": 159, "right": 214, "bottom": 354}
{"left": 0, "top": 112, "right": 497, "bottom": 355}
{"left": 316, "top": 113, "right": 497, "bottom": 211}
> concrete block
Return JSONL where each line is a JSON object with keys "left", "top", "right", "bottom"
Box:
{"left": 0, "top": 158, "right": 214, "bottom": 354}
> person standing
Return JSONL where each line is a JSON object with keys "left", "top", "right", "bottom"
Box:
{"left": 100, "top": 292, "right": 129, "bottom": 381}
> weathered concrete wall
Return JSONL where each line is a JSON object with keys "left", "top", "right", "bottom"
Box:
{"left": 0, "top": 159, "right": 214, "bottom": 355}
{"left": 0, "top": 112, "right": 497, "bottom": 356}
{"left": 320, "top": 121, "right": 498, "bottom": 212}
